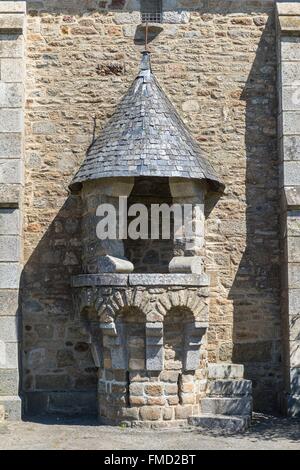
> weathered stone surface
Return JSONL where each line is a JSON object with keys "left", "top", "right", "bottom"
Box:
{"left": 290, "top": 341, "right": 300, "bottom": 368}
{"left": 97, "top": 255, "right": 134, "bottom": 273}
{"left": 0, "top": 263, "right": 21, "bottom": 289}
{"left": 277, "top": 3, "right": 300, "bottom": 17}
{"left": 188, "top": 414, "right": 250, "bottom": 433}
{"left": 207, "top": 379, "right": 252, "bottom": 397}
{"left": 174, "top": 405, "right": 193, "bottom": 419}
{"left": 281, "top": 86, "right": 300, "bottom": 112}
{"left": 146, "top": 345, "right": 164, "bottom": 371}
{"left": 0, "top": 110, "right": 23, "bottom": 132}
{"left": 0, "top": 316, "right": 18, "bottom": 342}
{"left": 201, "top": 397, "right": 252, "bottom": 416}
{"left": 0, "top": 160, "right": 22, "bottom": 184}
{"left": 0, "top": 35, "right": 23, "bottom": 58}
{"left": 0, "top": 5, "right": 24, "bottom": 423}
{"left": 0, "top": 209, "right": 20, "bottom": 235}
{"left": 35, "top": 374, "right": 71, "bottom": 390}
{"left": 0, "top": 341, "right": 18, "bottom": 368}
{"left": 0, "top": 396, "right": 21, "bottom": 421}
{"left": 72, "top": 274, "right": 128, "bottom": 287}
{"left": 288, "top": 289, "right": 300, "bottom": 317}
{"left": 0, "top": 2, "right": 26, "bottom": 13}
{"left": 163, "top": 11, "right": 190, "bottom": 24}
{"left": 0, "top": 235, "right": 20, "bottom": 261}
{"left": 278, "top": 15, "right": 300, "bottom": 33}
{"left": 208, "top": 364, "right": 244, "bottom": 380}
{"left": 24, "top": 391, "right": 97, "bottom": 417}
{"left": 32, "top": 121, "right": 56, "bottom": 135}
{"left": 281, "top": 112, "right": 300, "bottom": 136}
{"left": 0, "top": 58, "right": 24, "bottom": 82}
{"left": 281, "top": 37, "right": 300, "bottom": 62}
{"left": 284, "top": 188, "right": 300, "bottom": 208}
{"left": 113, "top": 12, "right": 140, "bottom": 24}
{"left": 129, "top": 273, "right": 210, "bottom": 286}
{"left": 0, "top": 13, "right": 25, "bottom": 31}
{"left": 27, "top": 348, "right": 46, "bottom": 368}
{"left": 0, "top": 369, "right": 19, "bottom": 395}
{"left": 285, "top": 163, "right": 300, "bottom": 187}
{"left": 233, "top": 342, "right": 273, "bottom": 363}
{"left": 0, "top": 133, "right": 22, "bottom": 157}
{"left": 0, "top": 83, "right": 23, "bottom": 108}
{"left": 169, "top": 256, "right": 203, "bottom": 274}
{"left": 288, "top": 264, "right": 300, "bottom": 288}
{"left": 288, "top": 237, "right": 300, "bottom": 262}
{"left": 0, "top": 184, "right": 20, "bottom": 207}
{"left": 139, "top": 406, "right": 161, "bottom": 421}
{"left": 289, "top": 315, "right": 300, "bottom": 341}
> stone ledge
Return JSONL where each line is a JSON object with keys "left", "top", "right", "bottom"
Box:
{"left": 72, "top": 273, "right": 210, "bottom": 287}
{"left": 129, "top": 273, "right": 210, "bottom": 286}
{"left": 277, "top": 3, "right": 300, "bottom": 17}
{"left": 188, "top": 414, "right": 251, "bottom": 434}
{"left": 0, "top": 184, "right": 20, "bottom": 208}
{"left": 0, "top": 13, "right": 25, "bottom": 32}
{"left": 277, "top": 3, "right": 300, "bottom": 35}
{"left": 0, "top": 2, "right": 25, "bottom": 14}
{"left": 72, "top": 274, "right": 128, "bottom": 287}
{"left": 208, "top": 364, "right": 244, "bottom": 380}
{"left": 200, "top": 397, "right": 252, "bottom": 416}
{"left": 207, "top": 379, "right": 252, "bottom": 397}
{"left": 279, "top": 16, "right": 300, "bottom": 34}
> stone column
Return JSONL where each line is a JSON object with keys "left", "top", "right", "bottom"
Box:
{"left": 0, "top": 1, "right": 25, "bottom": 420}
{"left": 81, "top": 178, "right": 134, "bottom": 274}
{"left": 168, "top": 178, "right": 207, "bottom": 274}
{"left": 277, "top": 2, "right": 300, "bottom": 416}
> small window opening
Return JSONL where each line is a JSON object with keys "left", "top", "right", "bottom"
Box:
{"left": 141, "top": 0, "right": 163, "bottom": 24}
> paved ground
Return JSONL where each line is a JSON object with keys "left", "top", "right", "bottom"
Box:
{"left": 0, "top": 413, "right": 299, "bottom": 450}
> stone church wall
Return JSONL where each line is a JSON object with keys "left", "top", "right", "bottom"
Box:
{"left": 22, "top": 0, "right": 281, "bottom": 414}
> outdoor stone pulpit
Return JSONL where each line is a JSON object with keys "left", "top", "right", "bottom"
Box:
{"left": 70, "top": 52, "right": 252, "bottom": 428}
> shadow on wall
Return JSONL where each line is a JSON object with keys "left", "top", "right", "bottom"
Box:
{"left": 21, "top": 195, "right": 98, "bottom": 417}
{"left": 229, "top": 15, "right": 282, "bottom": 413}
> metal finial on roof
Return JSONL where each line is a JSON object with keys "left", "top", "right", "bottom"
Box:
{"left": 69, "top": 53, "right": 224, "bottom": 193}
{"left": 140, "top": 50, "right": 151, "bottom": 71}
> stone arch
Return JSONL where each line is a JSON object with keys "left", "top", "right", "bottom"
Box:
{"left": 96, "top": 287, "right": 151, "bottom": 324}
{"left": 155, "top": 289, "right": 209, "bottom": 323}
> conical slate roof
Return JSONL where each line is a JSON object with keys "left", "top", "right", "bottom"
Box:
{"left": 69, "top": 52, "right": 224, "bottom": 193}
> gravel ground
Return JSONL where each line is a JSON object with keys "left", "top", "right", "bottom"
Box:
{"left": 0, "top": 413, "right": 299, "bottom": 450}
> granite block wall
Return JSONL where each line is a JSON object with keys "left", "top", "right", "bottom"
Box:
{"left": 21, "top": 0, "right": 281, "bottom": 413}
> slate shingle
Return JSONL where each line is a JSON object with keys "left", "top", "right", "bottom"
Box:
{"left": 69, "top": 52, "right": 224, "bottom": 193}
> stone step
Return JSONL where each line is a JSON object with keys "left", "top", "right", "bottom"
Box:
{"left": 207, "top": 379, "right": 252, "bottom": 397}
{"left": 188, "top": 414, "right": 251, "bottom": 433}
{"left": 208, "top": 364, "right": 244, "bottom": 380}
{"left": 200, "top": 397, "right": 252, "bottom": 416}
